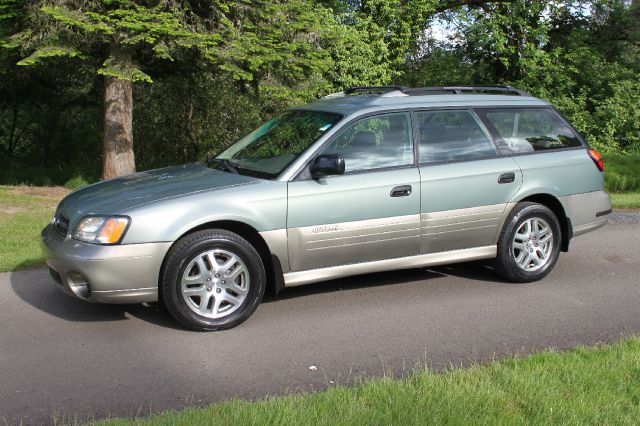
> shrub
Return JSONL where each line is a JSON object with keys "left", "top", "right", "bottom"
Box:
{"left": 63, "top": 175, "right": 89, "bottom": 190}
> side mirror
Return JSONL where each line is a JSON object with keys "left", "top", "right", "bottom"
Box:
{"left": 310, "top": 154, "right": 345, "bottom": 178}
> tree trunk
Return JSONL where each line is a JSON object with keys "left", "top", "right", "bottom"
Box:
{"left": 102, "top": 67, "right": 135, "bottom": 179}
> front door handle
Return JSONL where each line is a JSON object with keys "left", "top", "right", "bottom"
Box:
{"left": 498, "top": 172, "right": 516, "bottom": 184}
{"left": 390, "top": 185, "right": 412, "bottom": 197}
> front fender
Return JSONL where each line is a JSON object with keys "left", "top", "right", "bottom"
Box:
{"left": 120, "top": 180, "right": 288, "bottom": 244}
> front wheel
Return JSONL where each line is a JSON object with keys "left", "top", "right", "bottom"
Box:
{"left": 161, "top": 229, "right": 266, "bottom": 331}
{"left": 494, "top": 202, "right": 561, "bottom": 283}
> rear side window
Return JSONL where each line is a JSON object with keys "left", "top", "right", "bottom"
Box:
{"left": 477, "top": 108, "right": 583, "bottom": 154}
{"left": 416, "top": 110, "right": 498, "bottom": 163}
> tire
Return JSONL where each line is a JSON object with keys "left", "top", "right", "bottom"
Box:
{"left": 494, "top": 202, "right": 561, "bottom": 283}
{"left": 161, "top": 229, "right": 266, "bottom": 331}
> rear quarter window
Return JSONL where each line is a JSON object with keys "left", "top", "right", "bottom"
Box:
{"left": 476, "top": 108, "right": 583, "bottom": 154}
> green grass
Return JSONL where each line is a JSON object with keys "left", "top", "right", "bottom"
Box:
{"left": 0, "top": 186, "right": 69, "bottom": 272}
{"left": 604, "top": 153, "right": 640, "bottom": 193}
{"left": 610, "top": 192, "right": 640, "bottom": 209}
{"left": 93, "top": 337, "right": 640, "bottom": 425}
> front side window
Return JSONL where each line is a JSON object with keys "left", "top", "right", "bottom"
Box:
{"left": 320, "top": 113, "right": 414, "bottom": 173}
{"left": 214, "top": 110, "right": 342, "bottom": 178}
{"left": 477, "top": 108, "right": 583, "bottom": 153}
{"left": 416, "top": 110, "right": 498, "bottom": 163}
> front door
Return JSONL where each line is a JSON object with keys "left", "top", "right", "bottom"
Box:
{"left": 287, "top": 112, "right": 421, "bottom": 271}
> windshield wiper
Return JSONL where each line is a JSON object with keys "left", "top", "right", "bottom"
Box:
{"left": 208, "top": 158, "right": 240, "bottom": 174}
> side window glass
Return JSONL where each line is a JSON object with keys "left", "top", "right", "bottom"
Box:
{"left": 321, "top": 113, "right": 414, "bottom": 173}
{"left": 479, "top": 108, "right": 582, "bottom": 153}
{"left": 416, "top": 110, "right": 498, "bottom": 163}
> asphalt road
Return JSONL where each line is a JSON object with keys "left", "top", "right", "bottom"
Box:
{"left": 1, "top": 223, "right": 639, "bottom": 425}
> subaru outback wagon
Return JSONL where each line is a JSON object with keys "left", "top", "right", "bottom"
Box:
{"left": 42, "top": 85, "right": 611, "bottom": 331}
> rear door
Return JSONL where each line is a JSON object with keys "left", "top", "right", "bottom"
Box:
{"left": 287, "top": 112, "right": 421, "bottom": 271}
{"left": 415, "top": 109, "right": 522, "bottom": 254}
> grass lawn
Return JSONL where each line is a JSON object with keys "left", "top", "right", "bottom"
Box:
{"left": 0, "top": 185, "right": 69, "bottom": 272}
{"left": 609, "top": 192, "right": 640, "bottom": 209}
{"left": 93, "top": 337, "right": 640, "bottom": 425}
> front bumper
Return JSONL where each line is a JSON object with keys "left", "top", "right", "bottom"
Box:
{"left": 41, "top": 224, "right": 171, "bottom": 304}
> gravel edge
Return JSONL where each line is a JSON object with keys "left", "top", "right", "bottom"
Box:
{"left": 609, "top": 210, "right": 640, "bottom": 224}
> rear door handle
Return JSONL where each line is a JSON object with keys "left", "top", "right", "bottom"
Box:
{"left": 390, "top": 185, "right": 412, "bottom": 197}
{"left": 498, "top": 172, "right": 516, "bottom": 184}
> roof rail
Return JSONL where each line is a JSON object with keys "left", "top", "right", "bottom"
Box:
{"left": 343, "top": 86, "right": 408, "bottom": 94}
{"left": 340, "top": 85, "right": 530, "bottom": 97}
{"left": 403, "top": 85, "right": 531, "bottom": 97}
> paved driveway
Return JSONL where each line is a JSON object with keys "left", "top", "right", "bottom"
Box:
{"left": 1, "top": 223, "right": 638, "bottom": 424}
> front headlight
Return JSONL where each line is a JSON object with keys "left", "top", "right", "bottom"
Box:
{"left": 72, "top": 216, "right": 130, "bottom": 245}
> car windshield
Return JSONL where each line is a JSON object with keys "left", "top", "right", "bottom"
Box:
{"left": 211, "top": 110, "right": 342, "bottom": 179}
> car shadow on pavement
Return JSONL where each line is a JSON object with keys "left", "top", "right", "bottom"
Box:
{"left": 265, "top": 260, "right": 505, "bottom": 302}
{"left": 10, "top": 261, "right": 505, "bottom": 328}
{"left": 265, "top": 267, "right": 445, "bottom": 302}
{"left": 429, "top": 261, "right": 509, "bottom": 284}
{"left": 9, "top": 269, "right": 182, "bottom": 329}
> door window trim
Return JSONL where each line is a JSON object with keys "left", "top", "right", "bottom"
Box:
{"left": 291, "top": 109, "right": 419, "bottom": 181}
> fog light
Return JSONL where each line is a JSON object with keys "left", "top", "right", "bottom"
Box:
{"left": 67, "top": 271, "right": 91, "bottom": 298}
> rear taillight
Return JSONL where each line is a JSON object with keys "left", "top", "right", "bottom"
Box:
{"left": 588, "top": 149, "right": 604, "bottom": 172}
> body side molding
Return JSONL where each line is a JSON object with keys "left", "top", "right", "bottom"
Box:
{"left": 283, "top": 245, "right": 497, "bottom": 287}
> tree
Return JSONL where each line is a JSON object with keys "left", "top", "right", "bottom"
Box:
{"left": 3, "top": 0, "right": 380, "bottom": 178}
{"left": 3, "top": 0, "right": 639, "bottom": 185}
{"left": 326, "top": 0, "right": 517, "bottom": 81}
{"left": 3, "top": 0, "right": 231, "bottom": 178}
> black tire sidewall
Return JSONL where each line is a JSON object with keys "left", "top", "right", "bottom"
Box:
{"left": 162, "top": 230, "right": 265, "bottom": 331}
{"left": 496, "top": 203, "right": 562, "bottom": 283}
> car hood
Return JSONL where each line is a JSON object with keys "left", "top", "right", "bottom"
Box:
{"left": 58, "top": 163, "right": 260, "bottom": 221}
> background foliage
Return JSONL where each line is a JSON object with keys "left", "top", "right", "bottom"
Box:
{"left": 1, "top": 0, "right": 638, "bottom": 186}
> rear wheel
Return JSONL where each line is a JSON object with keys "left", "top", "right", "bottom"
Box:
{"left": 161, "top": 229, "right": 266, "bottom": 331}
{"left": 495, "top": 202, "right": 561, "bottom": 283}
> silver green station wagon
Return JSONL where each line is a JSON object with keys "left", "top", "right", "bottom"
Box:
{"left": 42, "top": 85, "right": 612, "bottom": 331}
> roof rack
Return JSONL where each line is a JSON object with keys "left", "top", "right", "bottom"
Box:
{"left": 341, "top": 85, "right": 530, "bottom": 97}
{"left": 404, "top": 85, "right": 530, "bottom": 96}
{"left": 343, "top": 86, "right": 408, "bottom": 95}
